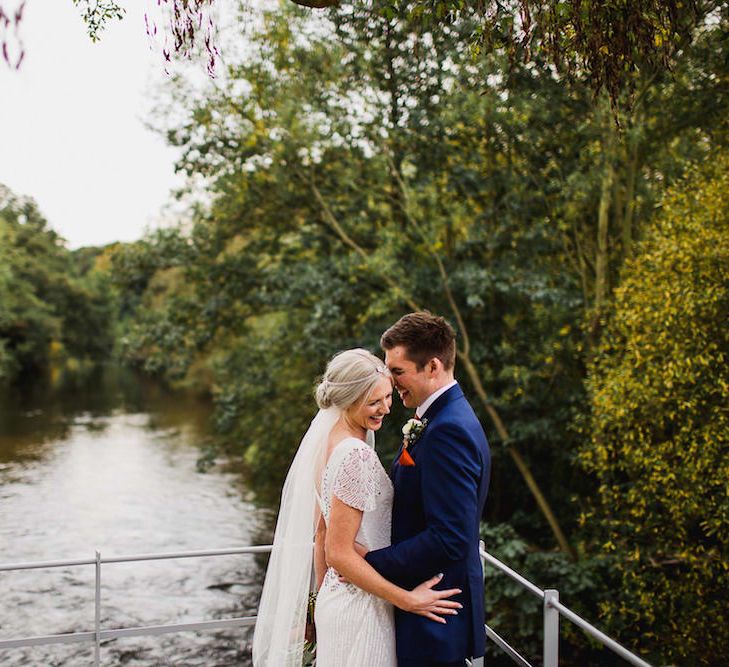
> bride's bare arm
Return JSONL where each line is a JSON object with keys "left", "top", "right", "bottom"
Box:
{"left": 314, "top": 511, "right": 327, "bottom": 590}
{"left": 325, "top": 497, "right": 462, "bottom": 623}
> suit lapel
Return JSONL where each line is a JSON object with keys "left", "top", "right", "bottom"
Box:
{"left": 390, "top": 383, "right": 464, "bottom": 475}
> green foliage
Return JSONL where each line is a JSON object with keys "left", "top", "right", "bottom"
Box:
{"left": 109, "top": 230, "right": 205, "bottom": 381}
{"left": 580, "top": 151, "right": 729, "bottom": 665}
{"left": 64, "top": 0, "right": 719, "bottom": 110}
{"left": 0, "top": 338, "right": 16, "bottom": 380}
{"left": 109, "top": 3, "right": 727, "bottom": 660}
{"left": 0, "top": 185, "right": 116, "bottom": 383}
{"left": 467, "top": 0, "right": 709, "bottom": 109}
{"left": 125, "top": 0, "right": 724, "bottom": 513}
{"left": 482, "top": 523, "right": 611, "bottom": 665}
{"left": 124, "top": 5, "right": 596, "bottom": 521}
{"left": 72, "top": 0, "right": 125, "bottom": 42}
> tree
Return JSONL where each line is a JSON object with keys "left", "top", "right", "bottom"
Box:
{"left": 117, "top": 4, "right": 588, "bottom": 554}
{"left": 580, "top": 150, "right": 729, "bottom": 665}
{"left": 4, "top": 0, "right": 722, "bottom": 110}
{"left": 117, "top": 0, "right": 727, "bottom": 553}
{"left": 105, "top": 5, "right": 728, "bottom": 660}
{"left": 0, "top": 184, "right": 115, "bottom": 382}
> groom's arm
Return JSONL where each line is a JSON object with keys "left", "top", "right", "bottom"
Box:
{"left": 365, "top": 424, "right": 481, "bottom": 588}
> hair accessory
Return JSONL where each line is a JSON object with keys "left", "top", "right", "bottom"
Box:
{"left": 325, "top": 365, "right": 390, "bottom": 387}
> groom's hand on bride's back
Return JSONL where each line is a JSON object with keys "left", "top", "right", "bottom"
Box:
{"left": 404, "top": 572, "right": 462, "bottom": 624}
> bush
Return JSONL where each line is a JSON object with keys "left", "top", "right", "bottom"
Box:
{"left": 481, "top": 523, "right": 614, "bottom": 666}
{"left": 580, "top": 152, "right": 729, "bottom": 665}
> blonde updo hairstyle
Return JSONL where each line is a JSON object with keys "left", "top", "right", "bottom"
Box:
{"left": 315, "top": 348, "right": 392, "bottom": 410}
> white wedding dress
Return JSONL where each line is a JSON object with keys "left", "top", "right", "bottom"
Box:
{"left": 314, "top": 437, "right": 397, "bottom": 667}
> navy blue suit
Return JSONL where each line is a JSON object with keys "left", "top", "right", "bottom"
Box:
{"left": 365, "top": 384, "right": 491, "bottom": 664}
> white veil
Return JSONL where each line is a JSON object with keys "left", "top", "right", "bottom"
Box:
{"left": 252, "top": 406, "right": 341, "bottom": 666}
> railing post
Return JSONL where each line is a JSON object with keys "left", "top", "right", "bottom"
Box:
{"left": 475, "top": 539, "right": 486, "bottom": 667}
{"left": 95, "top": 550, "right": 101, "bottom": 667}
{"left": 472, "top": 539, "right": 486, "bottom": 667}
{"left": 543, "top": 589, "right": 559, "bottom": 667}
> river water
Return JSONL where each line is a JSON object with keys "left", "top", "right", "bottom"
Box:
{"left": 0, "top": 368, "right": 273, "bottom": 666}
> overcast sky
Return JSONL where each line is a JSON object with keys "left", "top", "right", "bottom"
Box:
{"left": 0, "top": 1, "right": 186, "bottom": 249}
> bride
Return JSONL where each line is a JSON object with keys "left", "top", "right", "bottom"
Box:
{"left": 252, "top": 349, "right": 462, "bottom": 666}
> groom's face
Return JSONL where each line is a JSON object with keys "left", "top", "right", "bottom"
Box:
{"left": 385, "top": 345, "right": 432, "bottom": 409}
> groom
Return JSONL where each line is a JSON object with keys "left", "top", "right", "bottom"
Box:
{"left": 365, "top": 312, "right": 491, "bottom": 667}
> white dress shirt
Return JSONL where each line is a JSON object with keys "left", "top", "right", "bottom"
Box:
{"left": 416, "top": 380, "right": 458, "bottom": 419}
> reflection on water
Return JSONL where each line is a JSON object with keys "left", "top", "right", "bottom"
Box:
{"left": 0, "top": 367, "right": 272, "bottom": 666}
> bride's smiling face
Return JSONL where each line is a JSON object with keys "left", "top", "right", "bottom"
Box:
{"left": 347, "top": 376, "right": 393, "bottom": 432}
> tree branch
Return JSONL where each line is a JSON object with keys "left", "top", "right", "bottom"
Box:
{"left": 388, "top": 150, "right": 575, "bottom": 559}
{"left": 289, "top": 0, "right": 339, "bottom": 7}
{"left": 295, "top": 165, "right": 419, "bottom": 312}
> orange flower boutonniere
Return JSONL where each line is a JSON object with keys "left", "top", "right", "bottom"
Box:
{"left": 398, "top": 417, "right": 428, "bottom": 466}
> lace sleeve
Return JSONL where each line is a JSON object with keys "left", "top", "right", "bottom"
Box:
{"left": 332, "top": 445, "right": 379, "bottom": 513}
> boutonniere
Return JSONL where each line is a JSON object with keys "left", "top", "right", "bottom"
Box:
{"left": 399, "top": 417, "right": 428, "bottom": 466}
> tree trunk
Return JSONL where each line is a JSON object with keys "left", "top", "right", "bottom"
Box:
{"left": 622, "top": 135, "right": 639, "bottom": 262}
{"left": 575, "top": 232, "right": 590, "bottom": 311}
{"left": 382, "top": 20, "right": 406, "bottom": 229}
{"left": 459, "top": 353, "right": 577, "bottom": 560}
{"left": 594, "top": 134, "right": 614, "bottom": 311}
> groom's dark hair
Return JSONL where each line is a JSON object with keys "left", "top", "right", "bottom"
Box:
{"left": 381, "top": 311, "right": 456, "bottom": 371}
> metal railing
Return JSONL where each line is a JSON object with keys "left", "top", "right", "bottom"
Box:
{"left": 479, "top": 541, "right": 653, "bottom": 667}
{"left": 0, "top": 546, "right": 269, "bottom": 664}
{"left": 0, "top": 543, "right": 653, "bottom": 666}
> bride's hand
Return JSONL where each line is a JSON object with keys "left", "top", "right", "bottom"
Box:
{"left": 402, "top": 573, "right": 462, "bottom": 623}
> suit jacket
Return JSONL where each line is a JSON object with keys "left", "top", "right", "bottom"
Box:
{"left": 365, "top": 383, "right": 491, "bottom": 662}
